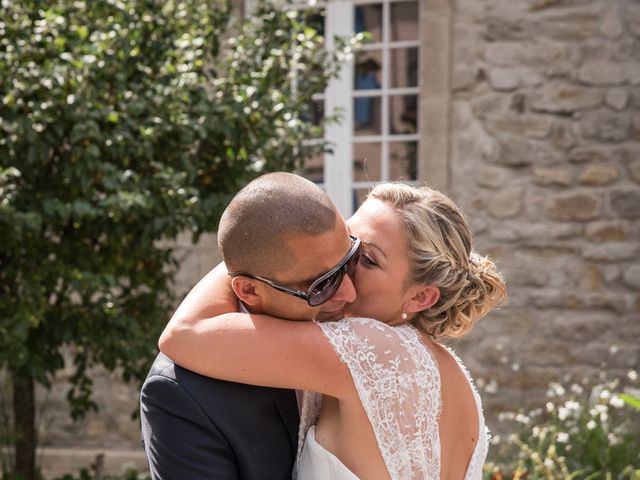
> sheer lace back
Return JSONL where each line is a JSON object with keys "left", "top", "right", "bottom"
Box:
{"left": 296, "top": 318, "right": 489, "bottom": 480}
{"left": 319, "top": 318, "right": 441, "bottom": 479}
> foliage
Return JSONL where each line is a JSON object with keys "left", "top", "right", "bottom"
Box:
{"left": 0, "top": 0, "right": 357, "bottom": 477}
{"left": 484, "top": 371, "right": 640, "bottom": 480}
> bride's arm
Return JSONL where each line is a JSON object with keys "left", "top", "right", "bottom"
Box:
{"left": 159, "top": 312, "right": 353, "bottom": 398}
{"left": 160, "top": 266, "right": 353, "bottom": 398}
{"left": 169, "top": 262, "right": 238, "bottom": 325}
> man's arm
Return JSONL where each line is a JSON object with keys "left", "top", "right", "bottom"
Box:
{"left": 141, "top": 370, "right": 238, "bottom": 480}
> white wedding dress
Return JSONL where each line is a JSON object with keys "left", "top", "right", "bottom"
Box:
{"left": 294, "top": 318, "right": 489, "bottom": 480}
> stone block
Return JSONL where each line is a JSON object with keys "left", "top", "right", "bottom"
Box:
{"left": 485, "top": 113, "right": 553, "bottom": 138}
{"left": 577, "top": 61, "right": 632, "bottom": 86}
{"left": 452, "top": 65, "right": 477, "bottom": 91}
{"left": 487, "top": 68, "right": 545, "bottom": 91}
{"left": 533, "top": 166, "right": 573, "bottom": 186}
{"left": 600, "top": 4, "right": 624, "bottom": 39}
{"left": 551, "top": 311, "right": 619, "bottom": 342}
{"left": 517, "top": 222, "right": 582, "bottom": 240}
{"left": 582, "top": 243, "right": 639, "bottom": 261}
{"left": 489, "top": 225, "right": 520, "bottom": 241}
{"left": 531, "top": 81, "right": 603, "bottom": 114}
{"left": 629, "top": 160, "right": 640, "bottom": 183}
{"left": 484, "top": 15, "right": 529, "bottom": 42}
{"left": 545, "top": 191, "right": 602, "bottom": 221}
{"left": 470, "top": 92, "right": 510, "bottom": 119}
{"left": 578, "top": 265, "right": 603, "bottom": 291}
{"left": 550, "top": 122, "right": 577, "bottom": 151}
{"left": 496, "top": 136, "right": 563, "bottom": 166}
{"left": 569, "top": 145, "right": 632, "bottom": 164}
{"left": 578, "top": 164, "right": 620, "bottom": 186}
{"left": 530, "top": 6, "right": 602, "bottom": 40}
{"left": 478, "top": 165, "right": 510, "bottom": 189}
{"left": 605, "top": 88, "right": 629, "bottom": 110}
{"left": 608, "top": 187, "right": 640, "bottom": 219}
{"left": 585, "top": 220, "right": 629, "bottom": 243}
{"left": 579, "top": 110, "right": 632, "bottom": 143}
{"left": 485, "top": 40, "right": 571, "bottom": 68}
{"left": 623, "top": 264, "right": 640, "bottom": 289}
{"left": 487, "top": 68, "right": 519, "bottom": 91}
{"left": 622, "top": 1, "right": 640, "bottom": 37}
{"left": 486, "top": 188, "right": 524, "bottom": 219}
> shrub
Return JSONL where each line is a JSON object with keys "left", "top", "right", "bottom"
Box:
{"left": 484, "top": 371, "right": 640, "bottom": 480}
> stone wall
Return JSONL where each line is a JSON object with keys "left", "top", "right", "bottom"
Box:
{"left": 448, "top": 0, "right": 640, "bottom": 420}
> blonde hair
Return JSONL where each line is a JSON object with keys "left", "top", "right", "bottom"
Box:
{"left": 368, "top": 183, "right": 506, "bottom": 340}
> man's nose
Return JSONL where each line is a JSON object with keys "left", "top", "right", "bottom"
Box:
{"left": 332, "top": 272, "right": 357, "bottom": 303}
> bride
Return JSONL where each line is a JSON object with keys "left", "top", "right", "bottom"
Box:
{"left": 159, "top": 182, "right": 506, "bottom": 479}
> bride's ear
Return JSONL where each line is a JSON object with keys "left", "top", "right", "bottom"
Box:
{"left": 404, "top": 285, "right": 440, "bottom": 314}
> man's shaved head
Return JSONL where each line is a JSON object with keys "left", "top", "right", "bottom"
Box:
{"left": 218, "top": 172, "right": 338, "bottom": 277}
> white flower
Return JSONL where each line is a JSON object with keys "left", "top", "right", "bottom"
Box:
{"left": 565, "top": 400, "right": 580, "bottom": 412}
{"left": 485, "top": 380, "right": 498, "bottom": 394}
{"left": 515, "top": 413, "right": 530, "bottom": 425}
{"left": 544, "top": 458, "right": 555, "bottom": 469}
{"left": 586, "top": 420, "right": 597, "bottom": 430}
{"left": 629, "top": 370, "right": 638, "bottom": 381}
{"left": 608, "top": 433, "right": 621, "bottom": 445}
{"left": 599, "top": 389, "right": 611, "bottom": 400}
{"left": 556, "top": 432, "right": 569, "bottom": 443}
{"left": 546, "top": 402, "right": 555, "bottom": 412}
{"left": 558, "top": 407, "right": 569, "bottom": 421}
{"left": 570, "top": 383, "right": 584, "bottom": 395}
{"left": 547, "top": 382, "right": 565, "bottom": 398}
{"left": 609, "top": 395, "right": 625, "bottom": 409}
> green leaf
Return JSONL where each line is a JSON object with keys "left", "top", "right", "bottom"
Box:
{"left": 620, "top": 393, "right": 640, "bottom": 410}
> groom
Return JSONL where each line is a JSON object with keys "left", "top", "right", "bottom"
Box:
{"left": 140, "top": 172, "right": 357, "bottom": 479}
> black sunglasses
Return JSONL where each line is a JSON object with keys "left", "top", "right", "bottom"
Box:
{"left": 229, "top": 235, "right": 361, "bottom": 306}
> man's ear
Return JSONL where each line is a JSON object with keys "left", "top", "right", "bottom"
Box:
{"left": 404, "top": 285, "right": 440, "bottom": 314}
{"left": 231, "top": 276, "right": 263, "bottom": 308}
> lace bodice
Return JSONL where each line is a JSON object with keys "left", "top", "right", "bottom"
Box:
{"left": 295, "top": 317, "right": 488, "bottom": 479}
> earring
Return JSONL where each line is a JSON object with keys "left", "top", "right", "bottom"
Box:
{"left": 401, "top": 312, "right": 408, "bottom": 321}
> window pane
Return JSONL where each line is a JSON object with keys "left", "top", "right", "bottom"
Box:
{"left": 308, "top": 98, "right": 324, "bottom": 126}
{"left": 389, "top": 141, "right": 418, "bottom": 180}
{"left": 353, "top": 188, "right": 370, "bottom": 211}
{"left": 389, "top": 94, "right": 418, "bottom": 134}
{"left": 354, "top": 97, "right": 382, "bottom": 135}
{"left": 354, "top": 50, "right": 382, "bottom": 90}
{"left": 353, "top": 142, "right": 382, "bottom": 181}
{"left": 301, "top": 152, "right": 324, "bottom": 184}
{"left": 389, "top": 47, "right": 419, "bottom": 88}
{"left": 354, "top": 4, "right": 383, "bottom": 43}
{"left": 390, "top": 1, "right": 419, "bottom": 42}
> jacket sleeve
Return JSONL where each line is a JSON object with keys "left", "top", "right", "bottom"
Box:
{"left": 140, "top": 373, "right": 239, "bottom": 480}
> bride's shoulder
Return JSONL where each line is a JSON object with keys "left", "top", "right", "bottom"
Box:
{"left": 321, "top": 317, "right": 403, "bottom": 335}
{"left": 319, "top": 318, "right": 423, "bottom": 352}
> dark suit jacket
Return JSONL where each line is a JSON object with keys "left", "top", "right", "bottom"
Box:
{"left": 140, "top": 353, "right": 299, "bottom": 479}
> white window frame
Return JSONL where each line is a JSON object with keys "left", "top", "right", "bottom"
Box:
{"left": 243, "top": 0, "right": 451, "bottom": 217}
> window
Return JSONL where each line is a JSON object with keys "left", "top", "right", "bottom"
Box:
{"left": 245, "top": 0, "right": 451, "bottom": 217}
{"left": 298, "top": 0, "right": 422, "bottom": 216}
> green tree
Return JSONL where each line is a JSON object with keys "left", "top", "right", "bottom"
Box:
{"left": 0, "top": 1, "right": 350, "bottom": 478}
